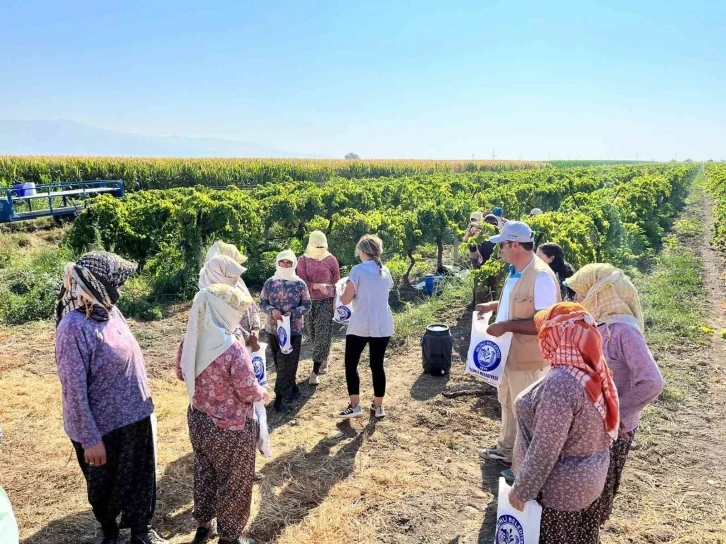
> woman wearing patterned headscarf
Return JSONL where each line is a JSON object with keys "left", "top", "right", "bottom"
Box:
{"left": 297, "top": 231, "right": 340, "bottom": 385}
{"left": 508, "top": 302, "right": 619, "bottom": 544}
{"left": 565, "top": 264, "right": 663, "bottom": 526}
{"left": 55, "top": 251, "right": 166, "bottom": 544}
{"left": 176, "top": 284, "right": 268, "bottom": 544}
{"left": 202, "top": 241, "right": 262, "bottom": 351}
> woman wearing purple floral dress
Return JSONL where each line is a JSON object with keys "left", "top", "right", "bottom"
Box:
{"left": 55, "top": 251, "right": 165, "bottom": 544}
{"left": 259, "top": 250, "right": 312, "bottom": 413}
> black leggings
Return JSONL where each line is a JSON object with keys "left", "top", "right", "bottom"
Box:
{"left": 344, "top": 335, "right": 390, "bottom": 398}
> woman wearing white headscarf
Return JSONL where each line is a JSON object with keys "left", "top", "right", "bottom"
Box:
{"left": 297, "top": 231, "right": 340, "bottom": 385}
{"left": 176, "top": 283, "right": 268, "bottom": 544}
{"left": 259, "top": 250, "right": 312, "bottom": 413}
{"left": 201, "top": 241, "right": 262, "bottom": 351}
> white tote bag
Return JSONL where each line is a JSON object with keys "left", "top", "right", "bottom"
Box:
{"left": 247, "top": 342, "right": 269, "bottom": 388}
{"left": 0, "top": 488, "right": 19, "bottom": 544}
{"left": 277, "top": 315, "right": 293, "bottom": 354}
{"left": 495, "top": 477, "right": 542, "bottom": 544}
{"left": 150, "top": 412, "right": 158, "bottom": 467}
{"left": 466, "top": 311, "right": 512, "bottom": 388}
{"left": 333, "top": 277, "right": 354, "bottom": 324}
{"left": 253, "top": 400, "right": 272, "bottom": 458}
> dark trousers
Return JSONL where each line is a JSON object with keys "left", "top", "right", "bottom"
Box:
{"left": 344, "top": 335, "right": 390, "bottom": 398}
{"left": 72, "top": 416, "right": 156, "bottom": 534}
{"left": 540, "top": 499, "right": 601, "bottom": 544}
{"left": 595, "top": 429, "right": 636, "bottom": 525}
{"left": 307, "top": 298, "right": 335, "bottom": 372}
{"left": 269, "top": 333, "right": 303, "bottom": 401}
{"left": 188, "top": 407, "right": 256, "bottom": 541}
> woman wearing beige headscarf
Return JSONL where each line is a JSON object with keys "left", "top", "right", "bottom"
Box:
{"left": 565, "top": 264, "right": 663, "bottom": 527}
{"left": 297, "top": 231, "right": 340, "bottom": 385}
{"left": 201, "top": 241, "right": 262, "bottom": 351}
{"left": 176, "top": 283, "right": 268, "bottom": 544}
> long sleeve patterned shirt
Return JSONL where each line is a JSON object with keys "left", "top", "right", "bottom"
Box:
{"left": 259, "top": 278, "right": 312, "bottom": 335}
{"left": 513, "top": 367, "right": 612, "bottom": 511}
{"left": 599, "top": 323, "right": 664, "bottom": 432}
{"left": 55, "top": 307, "right": 154, "bottom": 448}
{"left": 175, "top": 340, "right": 266, "bottom": 430}
{"left": 297, "top": 255, "right": 340, "bottom": 301}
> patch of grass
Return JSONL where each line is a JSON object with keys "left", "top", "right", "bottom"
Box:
{"left": 392, "top": 276, "right": 472, "bottom": 343}
{"left": 116, "top": 277, "right": 164, "bottom": 321}
{"left": 673, "top": 218, "right": 702, "bottom": 238}
{"left": 636, "top": 245, "right": 706, "bottom": 353}
{"left": 0, "top": 240, "right": 69, "bottom": 324}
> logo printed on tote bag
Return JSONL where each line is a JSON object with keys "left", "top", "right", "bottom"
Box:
{"left": 252, "top": 356, "right": 265, "bottom": 381}
{"left": 337, "top": 306, "right": 352, "bottom": 321}
{"left": 473, "top": 339, "right": 502, "bottom": 371}
{"left": 496, "top": 514, "right": 525, "bottom": 544}
{"left": 278, "top": 327, "right": 288, "bottom": 346}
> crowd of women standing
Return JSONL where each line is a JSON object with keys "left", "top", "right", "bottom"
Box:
{"left": 49, "top": 207, "right": 665, "bottom": 544}
{"left": 53, "top": 231, "right": 394, "bottom": 544}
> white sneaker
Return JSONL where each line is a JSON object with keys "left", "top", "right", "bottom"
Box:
{"left": 319, "top": 359, "right": 329, "bottom": 375}
{"left": 308, "top": 371, "right": 319, "bottom": 386}
{"left": 370, "top": 403, "right": 386, "bottom": 419}
{"left": 338, "top": 404, "right": 362, "bottom": 418}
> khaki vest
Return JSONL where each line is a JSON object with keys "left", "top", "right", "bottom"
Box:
{"left": 504, "top": 256, "right": 561, "bottom": 372}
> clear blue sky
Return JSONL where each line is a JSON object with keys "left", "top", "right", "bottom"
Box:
{"left": 1, "top": 0, "right": 724, "bottom": 160}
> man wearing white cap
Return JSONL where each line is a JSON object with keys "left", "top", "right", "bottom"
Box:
{"left": 528, "top": 208, "right": 543, "bottom": 217}
{"left": 476, "top": 221, "right": 560, "bottom": 482}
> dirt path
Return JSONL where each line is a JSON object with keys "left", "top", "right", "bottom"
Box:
{"left": 600, "top": 180, "right": 726, "bottom": 544}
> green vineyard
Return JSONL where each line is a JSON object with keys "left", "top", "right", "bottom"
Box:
{"left": 0, "top": 160, "right": 698, "bottom": 324}
{"left": 69, "top": 163, "right": 694, "bottom": 290}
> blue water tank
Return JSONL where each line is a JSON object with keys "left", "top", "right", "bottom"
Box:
{"left": 424, "top": 275, "right": 443, "bottom": 295}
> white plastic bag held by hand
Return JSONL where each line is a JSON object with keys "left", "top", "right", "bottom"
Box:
{"left": 466, "top": 311, "right": 512, "bottom": 388}
{"left": 252, "top": 401, "right": 272, "bottom": 458}
{"left": 0, "top": 487, "right": 19, "bottom": 544}
{"left": 277, "top": 315, "right": 293, "bottom": 354}
{"left": 333, "top": 277, "right": 354, "bottom": 324}
{"left": 495, "top": 477, "right": 542, "bottom": 544}
{"left": 247, "top": 342, "right": 268, "bottom": 388}
{"left": 150, "top": 413, "right": 158, "bottom": 467}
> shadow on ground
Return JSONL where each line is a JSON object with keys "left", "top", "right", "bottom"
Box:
{"left": 22, "top": 451, "right": 198, "bottom": 543}
{"left": 477, "top": 458, "right": 504, "bottom": 543}
{"left": 248, "top": 417, "right": 376, "bottom": 542}
{"left": 410, "top": 372, "right": 451, "bottom": 401}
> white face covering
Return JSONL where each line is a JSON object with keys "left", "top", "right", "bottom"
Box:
{"left": 274, "top": 265, "right": 298, "bottom": 281}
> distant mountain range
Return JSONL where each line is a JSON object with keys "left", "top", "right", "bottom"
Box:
{"left": 0, "top": 120, "right": 303, "bottom": 158}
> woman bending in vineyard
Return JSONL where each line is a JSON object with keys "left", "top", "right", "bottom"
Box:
{"left": 201, "top": 242, "right": 262, "bottom": 351}
{"left": 176, "top": 283, "right": 268, "bottom": 544}
{"left": 338, "top": 235, "right": 394, "bottom": 419}
{"left": 565, "top": 264, "right": 663, "bottom": 527}
{"left": 297, "top": 231, "right": 340, "bottom": 386}
{"left": 463, "top": 212, "right": 499, "bottom": 269}
{"left": 536, "top": 242, "right": 577, "bottom": 301}
{"left": 55, "top": 252, "right": 166, "bottom": 544}
{"left": 259, "top": 250, "right": 312, "bottom": 413}
{"left": 508, "top": 302, "right": 619, "bottom": 544}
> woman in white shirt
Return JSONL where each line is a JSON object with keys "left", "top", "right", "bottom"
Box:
{"left": 338, "top": 235, "right": 394, "bottom": 420}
